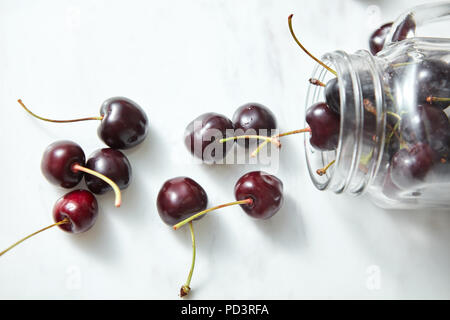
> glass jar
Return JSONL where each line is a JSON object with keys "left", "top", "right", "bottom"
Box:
{"left": 304, "top": 2, "right": 450, "bottom": 209}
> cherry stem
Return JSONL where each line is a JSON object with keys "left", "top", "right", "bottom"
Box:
{"left": 180, "top": 221, "right": 196, "bottom": 298}
{"left": 71, "top": 164, "right": 122, "bottom": 207}
{"left": 316, "top": 159, "right": 336, "bottom": 176}
{"left": 173, "top": 198, "right": 253, "bottom": 230}
{"left": 364, "top": 99, "right": 402, "bottom": 121}
{"left": 250, "top": 128, "right": 311, "bottom": 157}
{"left": 18, "top": 99, "right": 103, "bottom": 123}
{"left": 426, "top": 96, "right": 450, "bottom": 103}
{"left": 309, "top": 78, "right": 326, "bottom": 87}
{"left": 288, "top": 14, "right": 337, "bottom": 76}
{"left": 219, "top": 135, "right": 281, "bottom": 148}
{"left": 0, "top": 218, "right": 69, "bottom": 257}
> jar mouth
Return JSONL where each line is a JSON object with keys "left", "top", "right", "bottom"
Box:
{"left": 304, "top": 55, "right": 340, "bottom": 191}
{"left": 304, "top": 50, "right": 386, "bottom": 195}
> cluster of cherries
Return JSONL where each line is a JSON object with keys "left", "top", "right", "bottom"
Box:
{"left": 369, "top": 16, "right": 449, "bottom": 195}
{"left": 0, "top": 97, "right": 148, "bottom": 256}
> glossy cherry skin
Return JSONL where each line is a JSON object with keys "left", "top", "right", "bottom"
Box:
{"left": 325, "top": 78, "right": 340, "bottom": 114}
{"left": 184, "top": 113, "right": 235, "bottom": 163}
{"left": 305, "top": 102, "right": 340, "bottom": 151}
{"left": 53, "top": 189, "right": 99, "bottom": 234}
{"left": 234, "top": 171, "right": 283, "bottom": 220}
{"left": 390, "top": 143, "right": 435, "bottom": 189}
{"left": 157, "top": 177, "right": 208, "bottom": 226}
{"left": 41, "top": 140, "right": 85, "bottom": 188}
{"left": 401, "top": 105, "right": 450, "bottom": 156}
{"left": 387, "top": 60, "right": 450, "bottom": 109}
{"left": 417, "top": 60, "right": 450, "bottom": 109}
{"left": 232, "top": 103, "right": 277, "bottom": 148}
{"left": 391, "top": 13, "right": 415, "bottom": 43}
{"left": 98, "top": 97, "right": 149, "bottom": 150}
{"left": 85, "top": 148, "right": 132, "bottom": 194}
{"left": 369, "top": 22, "right": 393, "bottom": 55}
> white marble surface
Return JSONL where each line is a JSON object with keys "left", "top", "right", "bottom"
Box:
{"left": 0, "top": 0, "right": 449, "bottom": 299}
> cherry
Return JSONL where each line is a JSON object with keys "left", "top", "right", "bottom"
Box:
{"left": 305, "top": 102, "right": 340, "bottom": 151}
{"left": 387, "top": 60, "right": 450, "bottom": 110}
{"left": 234, "top": 171, "right": 283, "bottom": 219}
{"left": 98, "top": 97, "right": 149, "bottom": 150}
{"left": 391, "top": 13, "right": 415, "bottom": 43}
{"left": 53, "top": 189, "right": 99, "bottom": 233}
{"left": 401, "top": 105, "right": 450, "bottom": 156}
{"left": 18, "top": 97, "right": 148, "bottom": 150}
{"left": 41, "top": 140, "right": 123, "bottom": 207}
{"left": 370, "top": 15, "right": 414, "bottom": 56}
{"left": 416, "top": 61, "right": 450, "bottom": 109}
{"left": 41, "top": 140, "right": 85, "bottom": 188}
{"left": 232, "top": 103, "right": 277, "bottom": 148}
{"left": 184, "top": 112, "right": 235, "bottom": 163}
{"left": 369, "top": 22, "right": 393, "bottom": 55}
{"left": 157, "top": 177, "right": 208, "bottom": 226}
{"left": 324, "top": 77, "right": 340, "bottom": 114}
{"left": 390, "top": 142, "right": 435, "bottom": 189}
{"left": 156, "top": 176, "right": 208, "bottom": 297}
{"left": 0, "top": 190, "right": 98, "bottom": 257}
{"left": 85, "top": 148, "right": 132, "bottom": 195}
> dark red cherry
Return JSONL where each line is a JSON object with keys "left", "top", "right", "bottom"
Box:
{"left": 98, "top": 97, "right": 149, "bottom": 150}
{"left": 157, "top": 177, "right": 208, "bottom": 226}
{"left": 305, "top": 102, "right": 340, "bottom": 151}
{"left": 390, "top": 143, "right": 435, "bottom": 189}
{"left": 18, "top": 98, "right": 148, "bottom": 150}
{"left": 184, "top": 113, "right": 235, "bottom": 163}
{"left": 53, "top": 189, "right": 99, "bottom": 234}
{"left": 232, "top": 103, "right": 277, "bottom": 148}
{"left": 85, "top": 148, "right": 132, "bottom": 194}
{"left": 0, "top": 189, "right": 100, "bottom": 257}
{"left": 416, "top": 60, "right": 450, "bottom": 109}
{"left": 325, "top": 78, "right": 340, "bottom": 114}
{"left": 369, "top": 22, "right": 393, "bottom": 55}
{"left": 391, "top": 13, "right": 415, "bottom": 43}
{"left": 41, "top": 140, "right": 85, "bottom": 188}
{"left": 387, "top": 60, "right": 450, "bottom": 109}
{"left": 401, "top": 105, "right": 450, "bottom": 155}
{"left": 234, "top": 171, "right": 283, "bottom": 219}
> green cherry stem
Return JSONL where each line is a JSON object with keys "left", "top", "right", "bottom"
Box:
{"left": 288, "top": 14, "right": 337, "bottom": 76}
{"left": 427, "top": 96, "right": 450, "bottom": 103}
{"left": 309, "top": 78, "right": 326, "bottom": 87}
{"left": 219, "top": 135, "right": 281, "bottom": 148}
{"left": 18, "top": 99, "right": 103, "bottom": 123}
{"left": 172, "top": 198, "right": 253, "bottom": 231}
{"left": 316, "top": 159, "right": 336, "bottom": 176}
{"left": 71, "top": 164, "right": 122, "bottom": 207}
{"left": 0, "top": 218, "right": 69, "bottom": 257}
{"left": 250, "top": 128, "right": 312, "bottom": 157}
{"left": 180, "top": 221, "right": 196, "bottom": 297}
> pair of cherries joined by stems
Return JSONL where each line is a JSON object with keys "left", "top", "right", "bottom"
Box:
{"left": 1, "top": 97, "right": 148, "bottom": 257}
{"left": 157, "top": 171, "right": 284, "bottom": 297}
